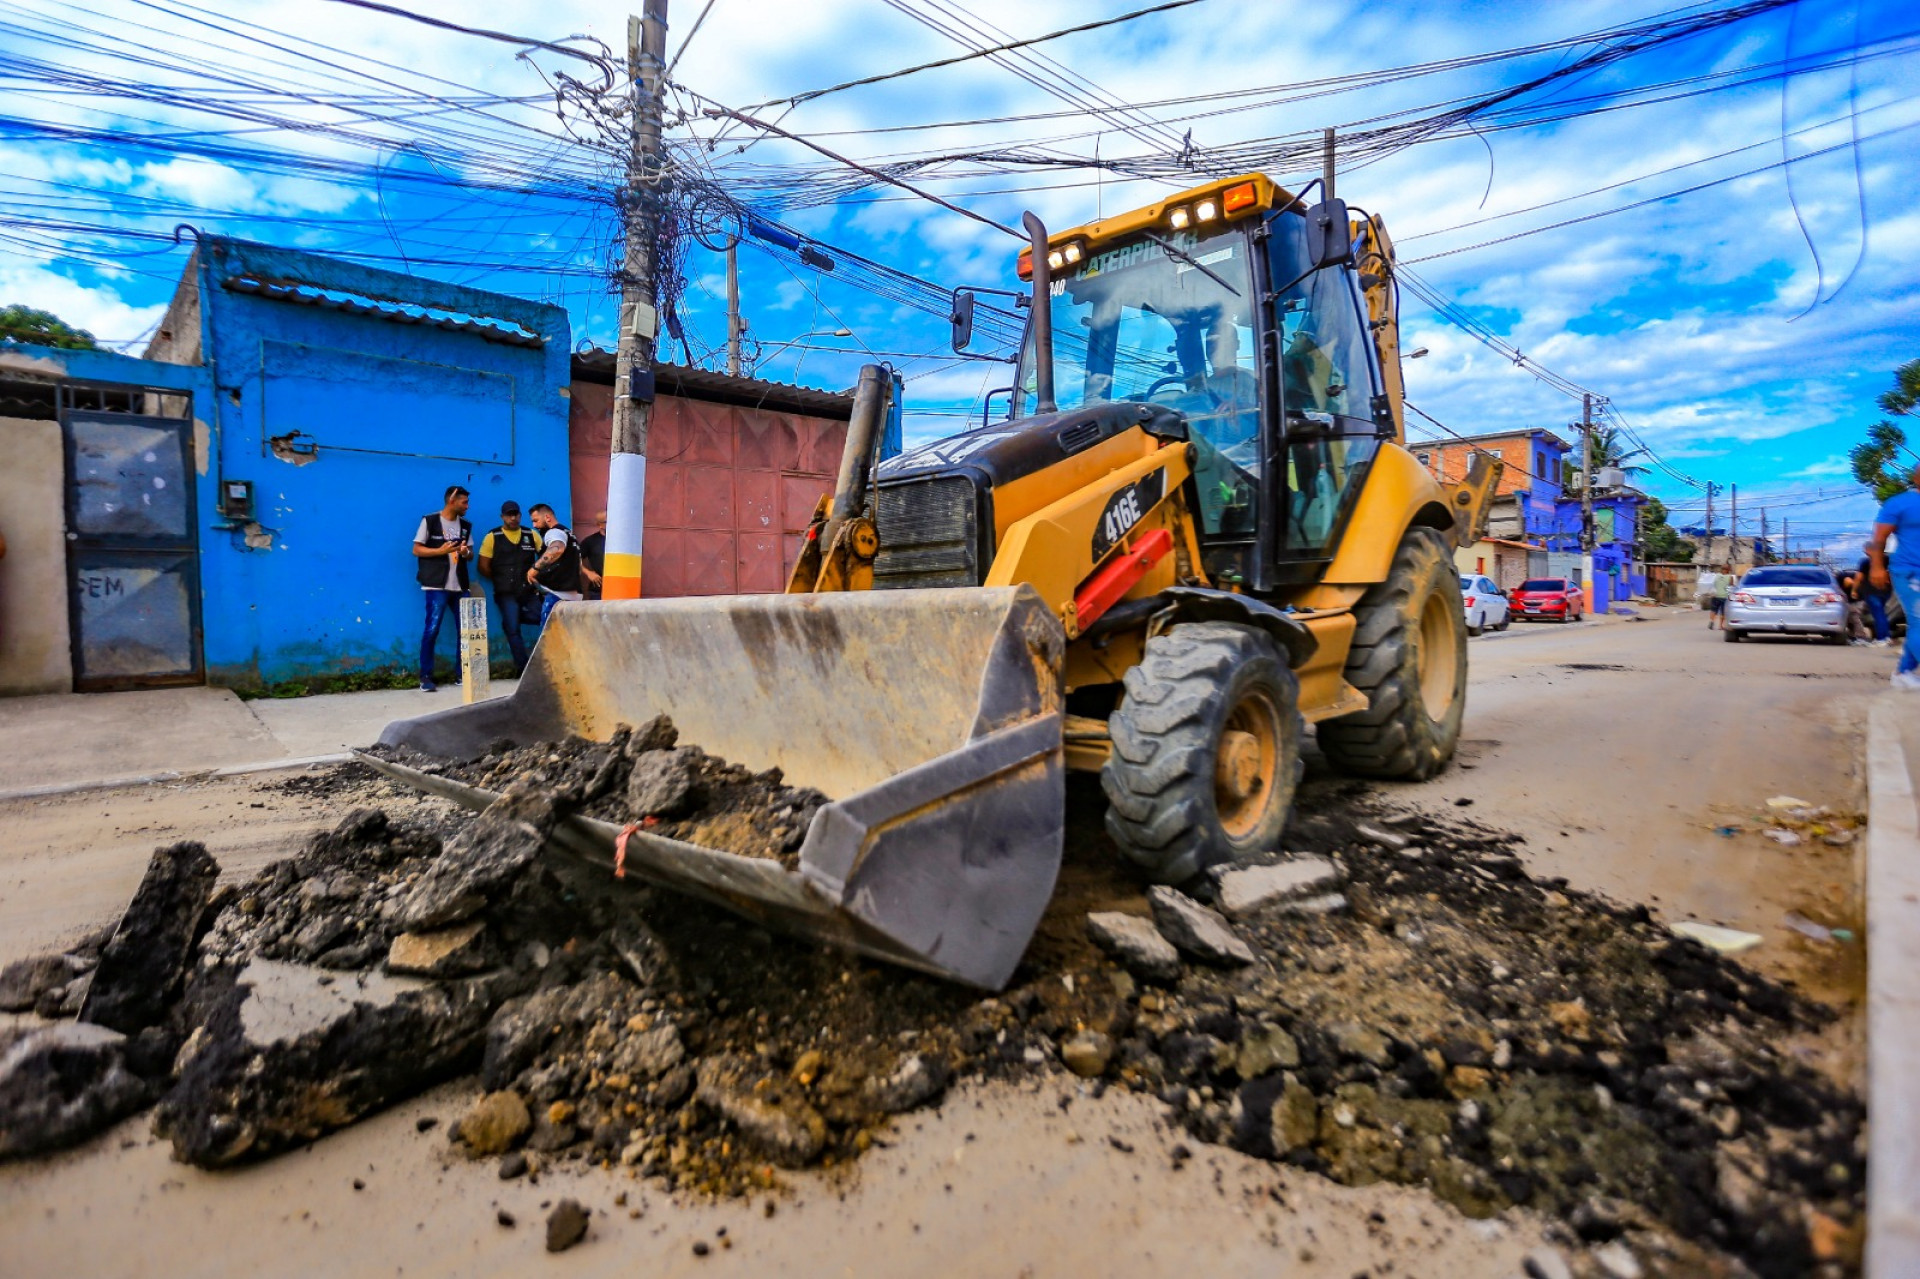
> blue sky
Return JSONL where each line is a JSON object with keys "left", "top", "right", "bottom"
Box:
{"left": 3, "top": 0, "right": 1917, "bottom": 556}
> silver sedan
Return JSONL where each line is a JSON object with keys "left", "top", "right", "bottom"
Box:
{"left": 1723, "top": 566, "right": 1847, "bottom": 643}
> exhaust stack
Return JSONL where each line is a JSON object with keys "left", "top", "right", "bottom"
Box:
{"left": 1022, "top": 211, "right": 1056, "bottom": 415}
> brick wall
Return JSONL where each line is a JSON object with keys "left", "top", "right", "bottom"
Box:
{"left": 1414, "top": 435, "right": 1557, "bottom": 496}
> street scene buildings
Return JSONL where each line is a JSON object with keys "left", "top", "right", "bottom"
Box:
{"left": 0, "top": 3, "right": 1915, "bottom": 1278}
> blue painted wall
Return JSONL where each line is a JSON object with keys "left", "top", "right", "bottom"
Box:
{"left": 185, "top": 238, "right": 574, "bottom": 687}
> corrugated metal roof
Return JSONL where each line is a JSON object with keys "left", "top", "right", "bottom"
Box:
{"left": 222, "top": 276, "right": 546, "bottom": 348}
{"left": 570, "top": 349, "right": 854, "bottom": 420}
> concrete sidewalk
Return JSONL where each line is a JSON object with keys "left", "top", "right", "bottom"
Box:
{"left": 1867, "top": 690, "right": 1920, "bottom": 1279}
{"left": 247, "top": 680, "right": 516, "bottom": 757}
{"left": 0, "top": 680, "right": 515, "bottom": 797}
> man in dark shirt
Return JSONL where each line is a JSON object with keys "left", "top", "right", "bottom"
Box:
{"left": 527, "top": 503, "right": 584, "bottom": 626}
{"left": 477, "top": 500, "right": 541, "bottom": 675}
{"left": 579, "top": 509, "right": 607, "bottom": 601}
{"left": 411, "top": 485, "right": 472, "bottom": 692}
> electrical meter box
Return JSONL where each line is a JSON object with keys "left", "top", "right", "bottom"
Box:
{"left": 218, "top": 478, "right": 255, "bottom": 520}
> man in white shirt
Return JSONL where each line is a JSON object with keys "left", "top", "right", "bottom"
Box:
{"left": 526, "top": 503, "right": 583, "bottom": 626}
{"left": 411, "top": 485, "right": 472, "bottom": 691}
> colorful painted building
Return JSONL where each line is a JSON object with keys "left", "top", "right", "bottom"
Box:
{"left": 1418, "top": 427, "right": 1648, "bottom": 610}
{"left": 0, "top": 238, "right": 861, "bottom": 695}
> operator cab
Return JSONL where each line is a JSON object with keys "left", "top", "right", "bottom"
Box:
{"left": 996, "top": 175, "right": 1392, "bottom": 593}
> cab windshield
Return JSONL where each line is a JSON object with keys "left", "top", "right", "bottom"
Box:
{"left": 1016, "top": 225, "right": 1259, "bottom": 536}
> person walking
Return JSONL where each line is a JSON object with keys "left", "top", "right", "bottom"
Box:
{"left": 579, "top": 509, "right": 607, "bottom": 601}
{"left": 1701, "top": 567, "right": 1731, "bottom": 630}
{"left": 412, "top": 485, "right": 472, "bottom": 692}
{"left": 477, "top": 500, "right": 541, "bottom": 676}
{"left": 526, "top": 503, "right": 583, "bottom": 625}
{"left": 1869, "top": 462, "right": 1920, "bottom": 690}
{"left": 1856, "top": 540, "right": 1893, "bottom": 646}
{"left": 1839, "top": 568, "right": 1872, "bottom": 644}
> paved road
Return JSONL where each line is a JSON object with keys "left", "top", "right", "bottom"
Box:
{"left": 1384, "top": 606, "right": 1880, "bottom": 958}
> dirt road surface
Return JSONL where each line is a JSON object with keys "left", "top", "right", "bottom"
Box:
{"left": 1391, "top": 609, "right": 1875, "bottom": 996}
{"left": 0, "top": 604, "right": 1876, "bottom": 1275}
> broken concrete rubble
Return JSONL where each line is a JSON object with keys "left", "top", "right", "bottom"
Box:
{"left": 625, "top": 747, "right": 700, "bottom": 818}
{"left": 396, "top": 790, "right": 560, "bottom": 931}
{"left": 545, "top": 1199, "right": 590, "bottom": 1253}
{"left": 0, "top": 953, "right": 86, "bottom": 1014}
{"left": 387, "top": 922, "right": 489, "bottom": 977}
{"left": 0, "top": 1023, "right": 152, "bottom": 1159}
{"left": 155, "top": 960, "right": 504, "bottom": 1168}
{"left": 1146, "top": 887, "right": 1255, "bottom": 966}
{"left": 1084, "top": 911, "right": 1182, "bottom": 982}
{"left": 80, "top": 841, "right": 219, "bottom": 1034}
{"left": 862, "top": 1052, "right": 949, "bottom": 1114}
{"left": 456, "top": 1089, "right": 531, "bottom": 1156}
{"left": 1214, "top": 857, "right": 1342, "bottom": 918}
{"left": 694, "top": 1056, "right": 827, "bottom": 1167}
{"left": 1059, "top": 1030, "right": 1113, "bottom": 1078}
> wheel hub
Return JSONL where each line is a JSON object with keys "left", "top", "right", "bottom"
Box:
{"left": 1415, "top": 589, "right": 1461, "bottom": 719}
{"left": 1217, "top": 730, "right": 1261, "bottom": 801}
{"left": 1215, "top": 693, "right": 1281, "bottom": 838}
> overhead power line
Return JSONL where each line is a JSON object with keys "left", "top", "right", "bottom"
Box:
{"left": 774, "top": 0, "right": 1209, "bottom": 108}
{"left": 317, "top": 0, "right": 616, "bottom": 86}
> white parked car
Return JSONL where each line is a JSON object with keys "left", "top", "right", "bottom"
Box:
{"left": 1460, "top": 574, "right": 1511, "bottom": 636}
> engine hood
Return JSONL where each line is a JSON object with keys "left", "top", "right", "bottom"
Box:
{"left": 877, "top": 400, "right": 1186, "bottom": 491}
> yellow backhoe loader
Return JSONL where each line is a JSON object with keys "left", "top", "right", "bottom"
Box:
{"left": 364, "top": 173, "right": 1501, "bottom": 991}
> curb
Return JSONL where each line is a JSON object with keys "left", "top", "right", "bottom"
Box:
{"left": 1867, "top": 695, "right": 1920, "bottom": 1279}
{"left": 0, "top": 752, "right": 353, "bottom": 805}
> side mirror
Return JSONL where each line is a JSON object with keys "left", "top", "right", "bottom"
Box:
{"left": 1305, "top": 198, "right": 1353, "bottom": 269}
{"left": 950, "top": 289, "right": 976, "bottom": 353}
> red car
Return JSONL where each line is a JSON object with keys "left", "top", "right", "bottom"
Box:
{"left": 1510, "top": 577, "right": 1586, "bottom": 623}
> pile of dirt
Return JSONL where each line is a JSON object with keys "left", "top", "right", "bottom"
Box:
{"left": 370, "top": 716, "right": 827, "bottom": 865}
{"left": 429, "top": 778, "right": 1859, "bottom": 1277}
{"left": 4, "top": 766, "right": 1862, "bottom": 1276}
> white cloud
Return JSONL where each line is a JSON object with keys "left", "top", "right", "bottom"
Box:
{"left": 0, "top": 261, "right": 166, "bottom": 347}
{"left": 135, "top": 159, "right": 258, "bottom": 210}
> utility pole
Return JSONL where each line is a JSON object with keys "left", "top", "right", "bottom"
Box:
{"left": 725, "top": 234, "right": 743, "bottom": 377}
{"left": 1728, "top": 483, "right": 1739, "bottom": 573}
{"left": 603, "top": 1, "right": 670, "bottom": 602}
{"left": 1759, "top": 508, "right": 1769, "bottom": 564}
{"left": 1703, "top": 482, "right": 1715, "bottom": 566}
{"left": 1579, "top": 393, "right": 1595, "bottom": 612}
{"left": 1783, "top": 518, "right": 1790, "bottom": 562}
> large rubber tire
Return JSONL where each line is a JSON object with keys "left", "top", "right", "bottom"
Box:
{"left": 1724, "top": 627, "right": 1743, "bottom": 643}
{"left": 1102, "top": 622, "right": 1304, "bottom": 884}
{"left": 1317, "top": 527, "right": 1468, "bottom": 781}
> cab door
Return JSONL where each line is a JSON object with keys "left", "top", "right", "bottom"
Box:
{"left": 1259, "top": 211, "right": 1386, "bottom": 574}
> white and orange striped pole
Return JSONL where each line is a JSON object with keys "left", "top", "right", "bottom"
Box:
{"left": 605, "top": 1, "right": 668, "bottom": 603}
{"left": 602, "top": 452, "right": 646, "bottom": 599}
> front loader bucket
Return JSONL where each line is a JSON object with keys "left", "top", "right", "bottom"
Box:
{"left": 362, "top": 586, "right": 1067, "bottom": 990}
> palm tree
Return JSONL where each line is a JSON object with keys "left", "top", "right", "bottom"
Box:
{"left": 1562, "top": 425, "right": 1646, "bottom": 489}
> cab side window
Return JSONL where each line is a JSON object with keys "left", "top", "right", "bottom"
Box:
{"left": 1266, "top": 212, "right": 1383, "bottom": 557}
{"left": 1277, "top": 267, "right": 1375, "bottom": 419}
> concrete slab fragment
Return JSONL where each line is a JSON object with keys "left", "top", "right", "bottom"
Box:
{"left": 1216, "top": 858, "right": 1342, "bottom": 918}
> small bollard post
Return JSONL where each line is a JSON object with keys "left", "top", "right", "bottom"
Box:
{"left": 459, "top": 595, "right": 491, "bottom": 705}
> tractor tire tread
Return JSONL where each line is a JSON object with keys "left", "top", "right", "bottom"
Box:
{"left": 1102, "top": 624, "right": 1303, "bottom": 883}
{"left": 1317, "top": 528, "right": 1467, "bottom": 781}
